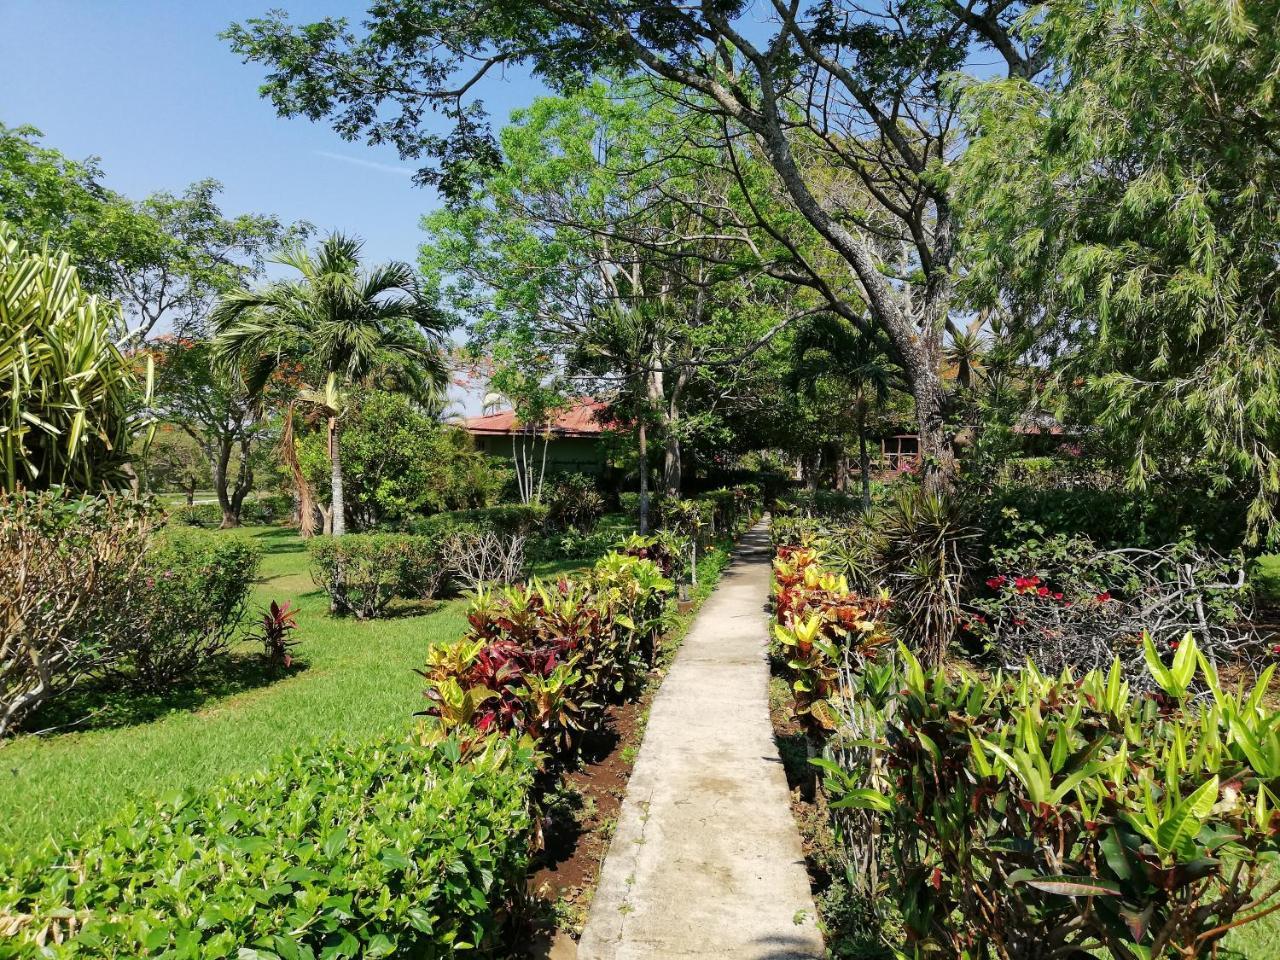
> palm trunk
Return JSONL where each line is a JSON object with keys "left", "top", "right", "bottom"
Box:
{"left": 858, "top": 411, "right": 872, "bottom": 513}
{"left": 638, "top": 420, "right": 650, "bottom": 535}
{"left": 282, "top": 402, "right": 317, "bottom": 537}
{"left": 328, "top": 416, "right": 345, "bottom": 537}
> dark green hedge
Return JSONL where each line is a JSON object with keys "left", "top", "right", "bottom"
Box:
{"left": 399, "top": 504, "right": 548, "bottom": 540}
{"left": 0, "top": 735, "right": 535, "bottom": 958}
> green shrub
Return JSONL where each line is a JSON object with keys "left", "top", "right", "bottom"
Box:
{"left": 0, "top": 490, "right": 154, "bottom": 736}
{"left": 0, "top": 733, "right": 535, "bottom": 958}
{"left": 982, "top": 485, "right": 1249, "bottom": 553}
{"left": 418, "top": 551, "right": 674, "bottom": 757}
{"left": 169, "top": 502, "right": 222, "bottom": 527}
{"left": 309, "top": 534, "right": 445, "bottom": 619}
{"left": 821, "top": 637, "right": 1280, "bottom": 959}
{"left": 545, "top": 473, "right": 605, "bottom": 532}
{"left": 239, "top": 493, "right": 292, "bottom": 526}
{"left": 402, "top": 504, "right": 549, "bottom": 540}
{"left": 116, "top": 531, "right": 261, "bottom": 689}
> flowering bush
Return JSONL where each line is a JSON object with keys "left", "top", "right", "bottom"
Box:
{"left": 965, "top": 514, "right": 1253, "bottom": 682}
{"left": 309, "top": 533, "right": 445, "bottom": 618}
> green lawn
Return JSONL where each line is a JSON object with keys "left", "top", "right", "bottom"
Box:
{"left": 0, "top": 525, "right": 467, "bottom": 850}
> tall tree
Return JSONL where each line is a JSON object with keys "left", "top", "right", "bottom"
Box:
{"left": 225, "top": 0, "right": 1044, "bottom": 488}
{"left": 212, "top": 234, "right": 450, "bottom": 536}
{"left": 152, "top": 338, "right": 279, "bottom": 527}
{"left": 107, "top": 179, "right": 303, "bottom": 345}
{"left": 957, "top": 0, "right": 1280, "bottom": 536}
{"left": 0, "top": 126, "right": 302, "bottom": 344}
{"left": 421, "top": 82, "right": 807, "bottom": 503}
{"left": 789, "top": 317, "right": 901, "bottom": 510}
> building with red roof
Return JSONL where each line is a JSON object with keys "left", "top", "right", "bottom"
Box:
{"left": 463, "top": 399, "right": 614, "bottom": 476}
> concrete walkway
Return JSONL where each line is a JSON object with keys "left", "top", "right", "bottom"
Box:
{"left": 577, "top": 522, "right": 824, "bottom": 960}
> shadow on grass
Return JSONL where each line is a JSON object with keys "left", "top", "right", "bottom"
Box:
{"left": 21, "top": 653, "right": 309, "bottom": 737}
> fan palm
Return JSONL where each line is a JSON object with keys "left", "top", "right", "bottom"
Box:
{"left": 211, "top": 233, "right": 448, "bottom": 535}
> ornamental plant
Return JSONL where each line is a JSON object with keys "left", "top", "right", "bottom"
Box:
{"left": 417, "top": 550, "right": 672, "bottom": 758}
{"left": 0, "top": 734, "right": 534, "bottom": 958}
{"left": 772, "top": 545, "right": 891, "bottom": 735}
{"left": 820, "top": 634, "right": 1280, "bottom": 959}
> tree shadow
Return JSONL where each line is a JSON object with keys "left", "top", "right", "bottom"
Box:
{"left": 21, "top": 653, "right": 309, "bottom": 737}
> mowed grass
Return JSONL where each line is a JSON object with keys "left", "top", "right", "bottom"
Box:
{"left": 0, "top": 525, "right": 468, "bottom": 850}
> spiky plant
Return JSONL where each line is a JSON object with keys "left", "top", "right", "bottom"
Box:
{"left": 0, "top": 223, "right": 146, "bottom": 492}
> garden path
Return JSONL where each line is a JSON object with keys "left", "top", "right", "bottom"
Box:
{"left": 576, "top": 521, "right": 823, "bottom": 960}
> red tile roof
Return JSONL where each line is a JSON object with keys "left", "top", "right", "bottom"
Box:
{"left": 463, "top": 399, "right": 612, "bottom": 437}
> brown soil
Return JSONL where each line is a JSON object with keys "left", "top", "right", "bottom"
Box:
{"left": 529, "top": 697, "right": 643, "bottom": 909}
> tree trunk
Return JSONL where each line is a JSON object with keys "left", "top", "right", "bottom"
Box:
{"left": 328, "top": 416, "right": 346, "bottom": 537}
{"left": 185, "top": 480, "right": 196, "bottom": 507}
{"left": 911, "top": 365, "right": 956, "bottom": 493}
{"left": 858, "top": 412, "right": 872, "bottom": 513}
{"left": 213, "top": 438, "right": 240, "bottom": 529}
{"left": 638, "top": 420, "right": 650, "bottom": 535}
{"left": 281, "top": 401, "right": 317, "bottom": 537}
{"left": 663, "top": 366, "right": 688, "bottom": 498}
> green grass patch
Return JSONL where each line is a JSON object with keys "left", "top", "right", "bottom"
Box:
{"left": 0, "top": 517, "right": 644, "bottom": 850}
{"left": 0, "top": 526, "right": 468, "bottom": 850}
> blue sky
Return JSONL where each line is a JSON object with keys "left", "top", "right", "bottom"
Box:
{"left": 0, "top": 0, "right": 544, "bottom": 269}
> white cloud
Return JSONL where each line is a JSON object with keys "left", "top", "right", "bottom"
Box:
{"left": 314, "top": 150, "right": 415, "bottom": 177}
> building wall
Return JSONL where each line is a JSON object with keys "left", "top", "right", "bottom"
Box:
{"left": 475, "top": 435, "right": 607, "bottom": 476}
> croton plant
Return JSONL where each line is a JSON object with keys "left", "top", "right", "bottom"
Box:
{"left": 417, "top": 550, "right": 672, "bottom": 759}
{"left": 772, "top": 545, "right": 891, "bottom": 735}
{"left": 820, "top": 634, "right": 1280, "bottom": 959}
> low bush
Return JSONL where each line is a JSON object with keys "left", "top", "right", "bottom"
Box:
{"left": 0, "top": 733, "right": 535, "bottom": 958}
{"left": 441, "top": 530, "right": 528, "bottom": 594}
{"left": 418, "top": 551, "right": 673, "bottom": 757}
{"left": 117, "top": 531, "right": 261, "bottom": 689}
{"left": 617, "top": 531, "right": 691, "bottom": 582}
{"left": 771, "top": 545, "right": 891, "bottom": 736}
{"left": 545, "top": 473, "right": 606, "bottom": 533}
{"left": 309, "top": 534, "right": 445, "bottom": 619}
{"left": 0, "top": 490, "right": 153, "bottom": 736}
{"left": 821, "top": 636, "right": 1280, "bottom": 959}
{"left": 403, "top": 504, "right": 549, "bottom": 540}
{"left": 982, "top": 484, "right": 1249, "bottom": 553}
{"left": 965, "top": 511, "right": 1255, "bottom": 680}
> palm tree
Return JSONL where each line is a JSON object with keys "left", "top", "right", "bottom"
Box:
{"left": 211, "top": 234, "right": 449, "bottom": 536}
{"left": 790, "top": 315, "right": 899, "bottom": 511}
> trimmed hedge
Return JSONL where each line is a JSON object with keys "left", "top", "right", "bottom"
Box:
{"left": 0, "top": 733, "right": 535, "bottom": 958}
{"left": 309, "top": 534, "right": 445, "bottom": 618}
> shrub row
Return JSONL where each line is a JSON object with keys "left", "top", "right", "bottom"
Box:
{"left": 0, "top": 734, "right": 535, "bottom": 958}
{"left": 1, "top": 491, "right": 260, "bottom": 735}
{"left": 170, "top": 494, "right": 293, "bottom": 528}
{"left": 309, "top": 534, "right": 446, "bottom": 619}
{"left": 418, "top": 549, "right": 674, "bottom": 758}
{"left": 821, "top": 636, "right": 1280, "bottom": 958}
{"left": 400, "top": 504, "right": 548, "bottom": 540}
{"left": 308, "top": 528, "right": 530, "bottom": 618}
{"left": 772, "top": 542, "right": 1280, "bottom": 957}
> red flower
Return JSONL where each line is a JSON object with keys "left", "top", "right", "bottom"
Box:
{"left": 986, "top": 575, "right": 1007, "bottom": 590}
{"left": 1037, "top": 586, "right": 1050, "bottom": 597}
{"left": 1012, "top": 617, "right": 1027, "bottom": 627}
{"left": 1052, "top": 592, "right": 1064, "bottom": 601}
{"left": 1170, "top": 641, "right": 1180, "bottom": 650}
{"left": 1095, "top": 591, "right": 1112, "bottom": 603}
{"left": 1014, "top": 575, "right": 1042, "bottom": 593}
